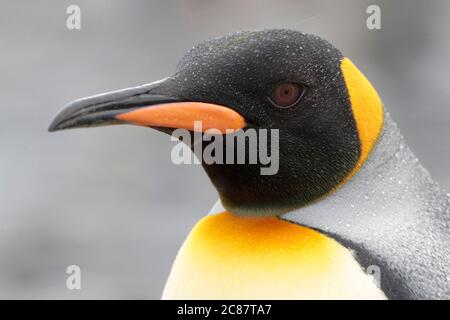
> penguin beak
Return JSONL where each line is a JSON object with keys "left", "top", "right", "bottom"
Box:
{"left": 49, "top": 81, "right": 246, "bottom": 134}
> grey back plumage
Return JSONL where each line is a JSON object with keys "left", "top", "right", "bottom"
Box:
{"left": 282, "top": 112, "right": 450, "bottom": 299}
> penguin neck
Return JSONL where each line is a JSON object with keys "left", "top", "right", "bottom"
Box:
{"left": 331, "top": 111, "right": 412, "bottom": 202}
{"left": 283, "top": 112, "right": 424, "bottom": 226}
{"left": 283, "top": 112, "right": 449, "bottom": 299}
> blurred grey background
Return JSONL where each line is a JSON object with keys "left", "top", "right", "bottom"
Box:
{"left": 0, "top": 0, "right": 449, "bottom": 299}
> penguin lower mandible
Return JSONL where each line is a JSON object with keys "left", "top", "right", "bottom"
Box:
{"left": 49, "top": 30, "right": 450, "bottom": 300}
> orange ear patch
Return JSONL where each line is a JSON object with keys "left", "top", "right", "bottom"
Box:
{"left": 340, "top": 58, "right": 384, "bottom": 181}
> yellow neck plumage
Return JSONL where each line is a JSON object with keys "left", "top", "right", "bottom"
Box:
{"left": 162, "top": 211, "right": 385, "bottom": 299}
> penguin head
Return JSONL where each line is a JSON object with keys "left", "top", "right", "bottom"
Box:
{"left": 49, "top": 29, "right": 384, "bottom": 216}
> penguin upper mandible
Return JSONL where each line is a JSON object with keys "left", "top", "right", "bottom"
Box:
{"left": 49, "top": 29, "right": 450, "bottom": 300}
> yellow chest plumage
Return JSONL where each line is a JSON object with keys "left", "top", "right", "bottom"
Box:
{"left": 162, "top": 212, "right": 385, "bottom": 299}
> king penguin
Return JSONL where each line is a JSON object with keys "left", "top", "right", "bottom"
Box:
{"left": 49, "top": 30, "right": 450, "bottom": 300}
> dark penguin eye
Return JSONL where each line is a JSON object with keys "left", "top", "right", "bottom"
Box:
{"left": 268, "top": 83, "right": 306, "bottom": 108}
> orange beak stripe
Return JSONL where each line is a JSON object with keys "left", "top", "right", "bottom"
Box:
{"left": 116, "top": 102, "right": 246, "bottom": 134}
